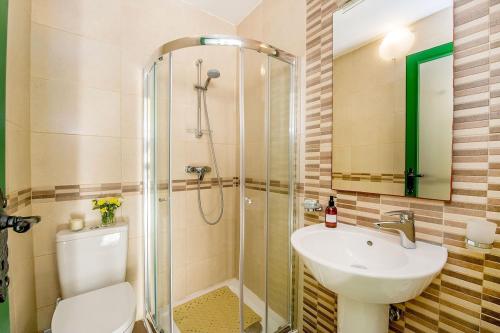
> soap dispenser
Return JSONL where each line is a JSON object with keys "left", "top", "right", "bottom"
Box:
{"left": 325, "top": 196, "right": 337, "bottom": 228}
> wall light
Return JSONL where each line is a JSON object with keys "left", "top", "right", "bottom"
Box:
{"left": 379, "top": 27, "right": 415, "bottom": 60}
{"left": 201, "top": 37, "right": 242, "bottom": 47}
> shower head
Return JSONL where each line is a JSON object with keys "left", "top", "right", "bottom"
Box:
{"left": 203, "top": 69, "right": 221, "bottom": 89}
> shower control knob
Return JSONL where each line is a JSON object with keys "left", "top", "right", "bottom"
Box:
{"left": 245, "top": 197, "right": 253, "bottom": 205}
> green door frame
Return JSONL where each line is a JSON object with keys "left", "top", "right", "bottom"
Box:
{"left": 405, "top": 42, "right": 454, "bottom": 196}
{"left": 0, "top": 0, "right": 8, "bottom": 331}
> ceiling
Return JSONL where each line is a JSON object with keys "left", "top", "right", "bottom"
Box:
{"left": 333, "top": 0, "right": 452, "bottom": 57}
{"left": 182, "top": 0, "right": 262, "bottom": 25}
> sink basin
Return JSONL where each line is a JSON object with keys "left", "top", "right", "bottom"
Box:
{"left": 292, "top": 223, "right": 447, "bottom": 333}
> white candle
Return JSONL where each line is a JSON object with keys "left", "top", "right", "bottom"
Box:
{"left": 70, "top": 218, "right": 84, "bottom": 231}
{"left": 466, "top": 221, "right": 496, "bottom": 245}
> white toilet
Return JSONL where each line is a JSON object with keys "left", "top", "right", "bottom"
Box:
{"left": 51, "top": 222, "right": 136, "bottom": 333}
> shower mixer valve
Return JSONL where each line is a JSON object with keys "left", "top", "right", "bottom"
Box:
{"left": 186, "top": 165, "right": 212, "bottom": 181}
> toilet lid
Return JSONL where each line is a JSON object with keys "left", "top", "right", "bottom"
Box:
{"left": 52, "top": 282, "right": 136, "bottom": 333}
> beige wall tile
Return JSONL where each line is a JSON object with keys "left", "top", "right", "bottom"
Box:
{"left": 6, "top": 122, "right": 31, "bottom": 193}
{"left": 238, "top": 0, "right": 306, "bottom": 57}
{"left": 31, "top": 77, "right": 121, "bottom": 137}
{"left": 126, "top": 236, "right": 143, "bottom": 283}
{"left": 128, "top": 277, "right": 145, "bottom": 321}
{"left": 122, "top": 138, "right": 142, "bottom": 183}
{"left": 36, "top": 304, "right": 55, "bottom": 332}
{"left": 119, "top": 194, "right": 143, "bottom": 239}
{"left": 8, "top": 255, "right": 37, "bottom": 333}
{"left": 32, "top": 200, "right": 101, "bottom": 257}
{"left": 34, "top": 254, "right": 60, "bottom": 309}
{"left": 31, "top": 133, "right": 122, "bottom": 187}
{"left": 31, "top": 23, "right": 121, "bottom": 91}
{"left": 31, "top": 0, "right": 122, "bottom": 44}
{"left": 121, "top": 93, "right": 142, "bottom": 139}
{"left": 6, "top": 0, "right": 31, "bottom": 130}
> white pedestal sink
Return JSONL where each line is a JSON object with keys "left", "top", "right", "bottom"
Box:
{"left": 291, "top": 223, "right": 447, "bottom": 333}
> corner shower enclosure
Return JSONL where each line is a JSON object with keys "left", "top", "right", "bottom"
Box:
{"left": 143, "top": 36, "right": 297, "bottom": 333}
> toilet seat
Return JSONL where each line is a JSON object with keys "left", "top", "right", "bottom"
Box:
{"left": 52, "top": 282, "right": 136, "bottom": 333}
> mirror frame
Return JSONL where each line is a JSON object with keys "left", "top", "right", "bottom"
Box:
{"left": 405, "top": 42, "right": 454, "bottom": 199}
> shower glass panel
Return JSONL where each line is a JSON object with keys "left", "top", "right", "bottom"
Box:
{"left": 156, "top": 56, "right": 172, "bottom": 331}
{"left": 144, "top": 63, "right": 158, "bottom": 326}
{"left": 267, "top": 57, "right": 293, "bottom": 332}
{"left": 144, "top": 55, "right": 172, "bottom": 332}
{"left": 144, "top": 36, "right": 297, "bottom": 333}
{"left": 242, "top": 48, "right": 267, "bottom": 331}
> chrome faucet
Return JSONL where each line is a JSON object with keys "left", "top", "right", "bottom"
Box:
{"left": 375, "top": 210, "right": 416, "bottom": 249}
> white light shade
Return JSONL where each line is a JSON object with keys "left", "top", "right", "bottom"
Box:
{"left": 379, "top": 27, "right": 415, "bottom": 60}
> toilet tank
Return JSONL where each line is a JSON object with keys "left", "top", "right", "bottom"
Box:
{"left": 56, "top": 223, "right": 128, "bottom": 298}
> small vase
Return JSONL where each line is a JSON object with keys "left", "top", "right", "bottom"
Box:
{"left": 101, "top": 212, "right": 116, "bottom": 226}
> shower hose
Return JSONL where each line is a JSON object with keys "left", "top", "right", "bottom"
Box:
{"left": 197, "top": 89, "right": 224, "bottom": 225}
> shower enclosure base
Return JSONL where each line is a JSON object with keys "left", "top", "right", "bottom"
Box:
{"left": 159, "top": 279, "right": 286, "bottom": 333}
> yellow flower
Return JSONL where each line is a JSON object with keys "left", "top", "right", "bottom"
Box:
{"left": 108, "top": 197, "right": 122, "bottom": 207}
{"left": 97, "top": 199, "right": 106, "bottom": 206}
{"left": 100, "top": 207, "right": 108, "bottom": 214}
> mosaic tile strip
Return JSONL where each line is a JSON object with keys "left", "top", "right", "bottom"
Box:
{"left": 332, "top": 172, "right": 405, "bottom": 183}
{"left": 245, "top": 178, "right": 290, "bottom": 194}
{"left": 6, "top": 187, "right": 31, "bottom": 215}
{"left": 171, "top": 177, "right": 238, "bottom": 192}
{"left": 303, "top": 0, "right": 500, "bottom": 332}
{"left": 28, "top": 177, "right": 293, "bottom": 204}
{"left": 31, "top": 182, "right": 143, "bottom": 203}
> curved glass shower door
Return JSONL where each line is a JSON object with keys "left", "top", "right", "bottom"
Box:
{"left": 144, "top": 36, "right": 297, "bottom": 333}
{"left": 242, "top": 50, "right": 295, "bottom": 333}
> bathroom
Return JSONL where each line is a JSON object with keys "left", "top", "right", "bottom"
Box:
{"left": 0, "top": 0, "right": 498, "bottom": 333}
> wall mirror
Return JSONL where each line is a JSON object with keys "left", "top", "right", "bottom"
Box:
{"left": 331, "top": 0, "right": 454, "bottom": 200}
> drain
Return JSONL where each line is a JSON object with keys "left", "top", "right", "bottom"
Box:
{"left": 367, "top": 240, "right": 373, "bottom": 246}
{"left": 350, "top": 264, "right": 367, "bottom": 269}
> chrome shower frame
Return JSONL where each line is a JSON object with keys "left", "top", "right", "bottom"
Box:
{"left": 143, "top": 35, "right": 298, "bottom": 333}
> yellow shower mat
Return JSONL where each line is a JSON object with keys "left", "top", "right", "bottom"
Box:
{"left": 173, "top": 286, "right": 262, "bottom": 333}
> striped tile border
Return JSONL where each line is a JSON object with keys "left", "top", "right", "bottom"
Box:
{"left": 31, "top": 182, "right": 142, "bottom": 203}
{"left": 332, "top": 172, "right": 405, "bottom": 183}
{"left": 16, "top": 177, "right": 295, "bottom": 207}
{"left": 6, "top": 187, "right": 31, "bottom": 214}
{"left": 303, "top": 0, "right": 500, "bottom": 332}
{"left": 246, "top": 178, "right": 291, "bottom": 194}
{"left": 172, "top": 177, "right": 238, "bottom": 192}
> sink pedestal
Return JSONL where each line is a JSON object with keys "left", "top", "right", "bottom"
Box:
{"left": 337, "top": 295, "right": 389, "bottom": 333}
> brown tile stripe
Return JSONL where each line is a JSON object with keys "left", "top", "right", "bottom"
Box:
{"left": 303, "top": 0, "right": 500, "bottom": 332}
{"left": 171, "top": 177, "right": 238, "bottom": 192}
{"left": 245, "top": 178, "right": 291, "bottom": 194}
{"left": 6, "top": 187, "right": 31, "bottom": 214}
{"left": 26, "top": 177, "right": 300, "bottom": 204}
{"left": 31, "top": 182, "right": 142, "bottom": 203}
{"left": 332, "top": 172, "right": 405, "bottom": 183}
